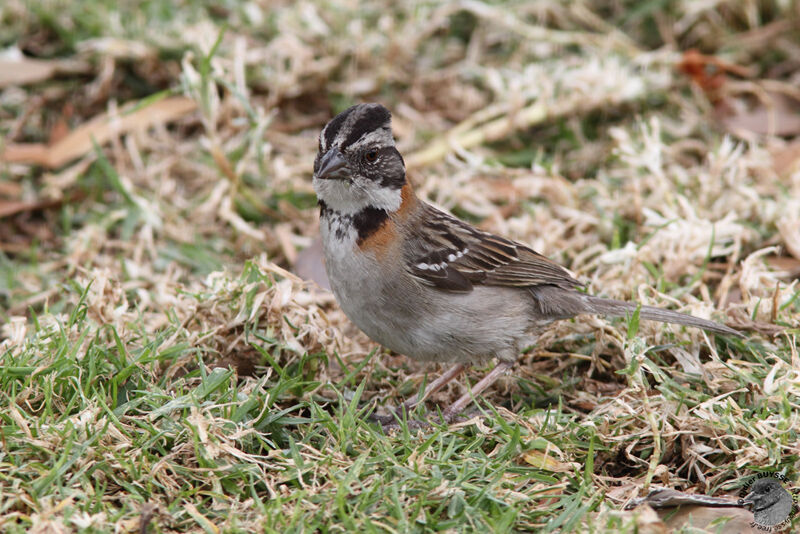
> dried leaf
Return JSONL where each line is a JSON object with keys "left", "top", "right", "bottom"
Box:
{"left": 765, "top": 256, "right": 800, "bottom": 278}
{"left": 48, "top": 103, "right": 74, "bottom": 144}
{"left": 0, "top": 198, "right": 63, "bottom": 219}
{"left": 769, "top": 140, "right": 800, "bottom": 177}
{"left": 1, "top": 96, "right": 197, "bottom": 168}
{"left": 670, "top": 347, "right": 703, "bottom": 375}
{"left": 776, "top": 218, "right": 800, "bottom": 261}
{"left": 0, "top": 182, "right": 22, "bottom": 196}
{"left": 677, "top": 49, "right": 753, "bottom": 97}
{"left": 677, "top": 50, "right": 800, "bottom": 139}
{"left": 719, "top": 92, "right": 800, "bottom": 138}
{"left": 519, "top": 449, "right": 577, "bottom": 473}
{"left": 677, "top": 50, "right": 727, "bottom": 95}
{"left": 76, "top": 37, "right": 154, "bottom": 60}
{"left": 0, "top": 57, "right": 89, "bottom": 88}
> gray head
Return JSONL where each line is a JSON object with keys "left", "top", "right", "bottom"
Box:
{"left": 313, "top": 104, "right": 406, "bottom": 214}
{"left": 741, "top": 477, "right": 794, "bottom": 526}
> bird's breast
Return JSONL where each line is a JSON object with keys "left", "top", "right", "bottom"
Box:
{"left": 319, "top": 215, "right": 541, "bottom": 363}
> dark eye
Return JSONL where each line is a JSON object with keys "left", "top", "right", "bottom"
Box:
{"left": 364, "top": 149, "right": 378, "bottom": 163}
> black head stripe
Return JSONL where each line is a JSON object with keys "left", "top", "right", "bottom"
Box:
{"left": 322, "top": 110, "right": 350, "bottom": 151}
{"left": 321, "top": 104, "right": 391, "bottom": 152}
{"left": 342, "top": 105, "right": 391, "bottom": 148}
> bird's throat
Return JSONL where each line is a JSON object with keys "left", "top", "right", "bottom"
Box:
{"left": 320, "top": 201, "right": 389, "bottom": 244}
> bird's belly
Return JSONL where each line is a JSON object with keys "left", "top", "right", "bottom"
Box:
{"left": 322, "top": 235, "right": 537, "bottom": 363}
{"left": 323, "top": 247, "right": 424, "bottom": 354}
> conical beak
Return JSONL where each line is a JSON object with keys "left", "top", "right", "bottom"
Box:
{"left": 316, "top": 149, "right": 349, "bottom": 180}
{"left": 740, "top": 491, "right": 761, "bottom": 508}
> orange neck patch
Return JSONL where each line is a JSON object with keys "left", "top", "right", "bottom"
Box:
{"left": 357, "top": 217, "right": 396, "bottom": 257}
{"left": 356, "top": 182, "right": 415, "bottom": 257}
{"left": 397, "top": 183, "right": 417, "bottom": 216}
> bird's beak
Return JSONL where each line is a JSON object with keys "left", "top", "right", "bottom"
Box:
{"left": 740, "top": 492, "right": 759, "bottom": 508}
{"left": 316, "top": 149, "right": 349, "bottom": 180}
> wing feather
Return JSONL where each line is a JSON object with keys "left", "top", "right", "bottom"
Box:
{"left": 405, "top": 205, "right": 581, "bottom": 292}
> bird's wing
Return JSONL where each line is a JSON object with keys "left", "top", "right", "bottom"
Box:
{"left": 404, "top": 205, "right": 582, "bottom": 293}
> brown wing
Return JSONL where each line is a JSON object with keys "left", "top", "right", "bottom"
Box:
{"left": 405, "top": 205, "right": 581, "bottom": 293}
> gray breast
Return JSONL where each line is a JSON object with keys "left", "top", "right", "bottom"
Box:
{"left": 322, "top": 225, "right": 540, "bottom": 363}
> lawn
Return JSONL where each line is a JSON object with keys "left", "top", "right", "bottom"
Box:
{"left": 1, "top": 1, "right": 799, "bottom": 532}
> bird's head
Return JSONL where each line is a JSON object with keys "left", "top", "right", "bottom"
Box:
{"left": 741, "top": 478, "right": 785, "bottom": 512}
{"left": 313, "top": 103, "right": 407, "bottom": 215}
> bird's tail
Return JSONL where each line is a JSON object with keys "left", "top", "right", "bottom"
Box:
{"left": 528, "top": 285, "right": 742, "bottom": 337}
{"left": 582, "top": 295, "right": 742, "bottom": 337}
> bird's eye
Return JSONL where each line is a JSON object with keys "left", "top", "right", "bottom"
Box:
{"left": 364, "top": 149, "right": 378, "bottom": 162}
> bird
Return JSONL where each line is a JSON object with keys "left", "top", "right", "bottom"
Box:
{"left": 311, "top": 103, "right": 742, "bottom": 427}
{"left": 740, "top": 477, "right": 795, "bottom": 527}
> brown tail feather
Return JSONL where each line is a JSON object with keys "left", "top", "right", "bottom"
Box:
{"left": 528, "top": 285, "right": 742, "bottom": 337}
{"left": 583, "top": 295, "right": 742, "bottom": 337}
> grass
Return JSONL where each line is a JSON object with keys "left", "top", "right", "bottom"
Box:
{"left": 2, "top": 0, "right": 800, "bottom": 532}
{"left": 0, "top": 281, "right": 599, "bottom": 531}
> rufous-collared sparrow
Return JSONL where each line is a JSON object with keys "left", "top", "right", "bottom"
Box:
{"left": 312, "top": 103, "right": 741, "bottom": 427}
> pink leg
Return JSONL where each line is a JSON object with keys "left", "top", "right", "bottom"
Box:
{"left": 401, "top": 363, "right": 466, "bottom": 411}
{"left": 442, "top": 361, "right": 513, "bottom": 422}
{"left": 372, "top": 363, "right": 466, "bottom": 427}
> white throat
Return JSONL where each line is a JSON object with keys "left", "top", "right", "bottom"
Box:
{"left": 313, "top": 177, "right": 402, "bottom": 215}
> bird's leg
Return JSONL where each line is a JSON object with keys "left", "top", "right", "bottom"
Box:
{"left": 442, "top": 361, "right": 513, "bottom": 423}
{"left": 372, "top": 363, "right": 466, "bottom": 427}
{"left": 401, "top": 363, "right": 466, "bottom": 412}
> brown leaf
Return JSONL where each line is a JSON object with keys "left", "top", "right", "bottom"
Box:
{"left": 677, "top": 50, "right": 728, "bottom": 95}
{"left": 49, "top": 103, "right": 74, "bottom": 144}
{"left": 0, "top": 144, "right": 50, "bottom": 165}
{"left": 770, "top": 140, "right": 800, "bottom": 177}
{"left": 519, "top": 449, "right": 578, "bottom": 473}
{"left": 0, "top": 96, "right": 197, "bottom": 168}
{"left": 0, "top": 182, "right": 22, "bottom": 196}
{"left": 0, "top": 57, "right": 90, "bottom": 88}
{"left": 677, "top": 49, "right": 754, "bottom": 99}
{"left": 0, "top": 198, "right": 63, "bottom": 219}
{"left": 718, "top": 91, "right": 800, "bottom": 138}
{"left": 776, "top": 220, "right": 800, "bottom": 262}
{"left": 765, "top": 255, "right": 800, "bottom": 278}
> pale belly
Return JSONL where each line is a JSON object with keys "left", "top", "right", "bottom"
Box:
{"left": 321, "top": 225, "right": 538, "bottom": 363}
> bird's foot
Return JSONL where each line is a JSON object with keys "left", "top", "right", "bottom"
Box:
{"left": 370, "top": 406, "right": 466, "bottom": 431}
{"left": 369, "top": 407, "right": 431, "bottom": 430}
